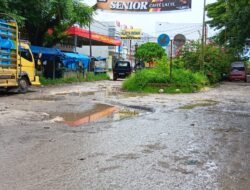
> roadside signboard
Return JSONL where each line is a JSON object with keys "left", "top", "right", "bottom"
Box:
{"left": 120, "top": 29, "right": 141, "bottom": 39}
{"left": 96, "top": 0, "right": 192, "bottom": 12}
{"left": 157, "top": 34, "right": 170, "bottom": 47}
{"left": 173, "top": 34, "right": 186, "bottom": 47}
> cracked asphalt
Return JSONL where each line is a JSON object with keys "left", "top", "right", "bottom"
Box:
{"left": 0, "top": 81, "right": 249, "bottom": 190}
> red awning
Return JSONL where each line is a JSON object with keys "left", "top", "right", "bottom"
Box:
{"left": 66, "top": 27, "right": 121, "bottom": 46}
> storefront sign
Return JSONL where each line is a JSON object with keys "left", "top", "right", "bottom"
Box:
{"left": 66, "top": 27, "right": 121, "bottom": 46}
{"left": 97, "top": 0, "right": 191, "bottom": 12}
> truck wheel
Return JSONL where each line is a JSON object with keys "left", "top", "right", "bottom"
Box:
{"left": 18, "top": 78, "right": 29, "bottom": 93}
{"left": 113, "top": 74, "right": 117, "bottom": 81}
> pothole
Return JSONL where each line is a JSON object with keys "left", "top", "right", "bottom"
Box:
{"left": 55, "top": 91, "right": 96, "bottom": 96}
{"left": 179, "top": 100, "right": 219, "bottom": 110}
{"left": 48, "top": 103, "right": 148, "bottom": 127}
{"left": 112, "top": 109, "right": 139, "bottom": 121}
{"left": 28, "top": 96, "right": 65, "bottom": 101}
{"left": 107, "top": 91, "right": 147, "bottom": 98}
{"left": 50, "top": 104, "right": 116, "bottom": 126}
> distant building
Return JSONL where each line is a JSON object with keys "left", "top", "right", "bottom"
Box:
{"left": 76, "top": 20, "right": 111, "bottom": 58}
{"left": 58, "top": 19, "right": 152, "bottom": 67}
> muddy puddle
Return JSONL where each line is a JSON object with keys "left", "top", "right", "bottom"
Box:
{"left": 54, "top": 90, "right": 146, "bottom": 98}
{"left": 179, "top": 100, "right": 219, "bottom": 109}
{"left": 27, "top": 91, "right": 97, "bottom": 101}
{"left": 107, "top": 91, "right": 146, "bottom": 98}
{"left": 28, "top": 96, "right": 65, "bottom": 101}
{"left": 50, "top": 104, "right": 141, "bottom": 126}
{"left": 112, "top": 109, "right": 139, "bottom": 121}
{"left": 55, "top": 91, "right": 96, "bottom": 96}
{"left": 50, "top": 104, "right": 116, "bottom": 126}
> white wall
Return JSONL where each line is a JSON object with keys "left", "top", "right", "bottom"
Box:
{"left": 76, "top": 46, "right": 109, "bottom": 58}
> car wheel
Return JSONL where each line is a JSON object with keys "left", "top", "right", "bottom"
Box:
{"left": 113, "top": 74, "right": 117, "bottom": 81}
{"left": 18, "top": 78, "right": 29, "bottom": 93}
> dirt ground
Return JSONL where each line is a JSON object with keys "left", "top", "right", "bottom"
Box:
{"left": 0, "top": 81, "right": 249, "bottom": 190}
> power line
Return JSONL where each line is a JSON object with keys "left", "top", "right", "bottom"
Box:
{"left": 157, "top": 25, "right": 201, "bottom": 31}
{"left": 156, "top": 25, "right": 202, "bottom": 34}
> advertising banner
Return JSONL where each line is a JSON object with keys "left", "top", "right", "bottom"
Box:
{"left": 120, "top": 29, "right": 141, "bottom": 39}
{"left": 96, "top": 0, "right": 191, "bottom": 12}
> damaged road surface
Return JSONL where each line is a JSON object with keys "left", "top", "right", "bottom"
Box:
{"left": 0, "top": 81, "right": 249, "bottom": 190}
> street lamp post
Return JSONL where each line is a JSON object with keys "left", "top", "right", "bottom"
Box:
{"left": 89, "top": 21, "right": 92, "bottom": 58}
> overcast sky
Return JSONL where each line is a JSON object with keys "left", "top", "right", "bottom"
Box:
{"left": 84, "top": 0, "right": 217, "bottom": 36}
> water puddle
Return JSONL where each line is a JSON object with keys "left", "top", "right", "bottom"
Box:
{"left": 28, "top": 96, "right": 65, "bottom": 101}
{"left": 112, "top": 109, "right": 139, "bottom": 121}
{"left": 50, "top": 104, "right": 117, "bottom": 126}
{"left": 49, "top": 104, "right": 142, "bottom": 126}
{"left": 53, "top": 88, "right": 146, "bottom": 99}
{"left": 55, "top": 91, "right": 96, "bottom": 96}
{"left": 179, "top": 100, "right": 219, "bottom": 110}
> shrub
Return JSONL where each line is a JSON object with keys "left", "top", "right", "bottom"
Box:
{"left": 180, "top": 41, "right": 234, "bottom": 83}
{"left": 122, "top": 58, "right": 208, "bottom": 94}
{"left": 171, "top": 69, "right": 209, "bottom": 92}
{"left": 122, "top": 69, "right": 168, "bottom": 92}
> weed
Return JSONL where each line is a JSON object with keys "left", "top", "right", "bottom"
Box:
{"left": 40, "top": 72, "right": 109, "bottom": 85}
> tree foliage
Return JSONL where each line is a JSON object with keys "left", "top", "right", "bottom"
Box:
{"left": 135, "top": 42, "right": 166, "bottom": 63}
{"left": 1, "top": 0, "right": 94, "bottom": 46}
{"left": 206, "top": 0, "right": 250, "bottom": 51}
{"left": 0, "top": 0, "right": 8, "bottom": 12}
{"left": 180, "top": 41, "right": 234, "bottom": 83}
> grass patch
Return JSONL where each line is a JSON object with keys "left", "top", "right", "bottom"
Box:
{"left": 122, "top": 66, "right": 209, "bottom": 94}
{"left": 40, "top": 72, "right": 109, "bottom": 85}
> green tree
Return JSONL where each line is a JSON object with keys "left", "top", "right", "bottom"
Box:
{"left": 0, "top": 0, "right": 8, "bottom": 13}
{"left": 206, "top": 0, "right": 250, "bottom": 51}
{"left": 180, "top": 41, "right": 234, "bottom": 83}
{"left": 2, "top": 0, "right": 93, "bottom": 46}
{"left": 135, "top": 42, "right": 166, "bottom": 63}
{"left": 0, "top": 0, "right": 24, "bottom": 22}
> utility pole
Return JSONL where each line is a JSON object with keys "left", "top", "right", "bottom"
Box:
{"left": 88, "top": 21, "right": 92, "bottom": 73}
{"left": 170, "top": 40, "right": 173, "bottom": 80}
{"left": 74, "top": 35, "right": 77, "bottom": 53}
{"left": 135, "top": 43, "right": 138, "bottom": 65}
{"left": 129, "top": 39, "right": 132, "bottom": 63}
{"left": 89, "top": 21, "right": 92, "bottom": 58}
{"left": 201, "top": 0, "right": 206, "bottom": 71}
{"left": 205, "top": 24, "right": 207, "bottom": 45}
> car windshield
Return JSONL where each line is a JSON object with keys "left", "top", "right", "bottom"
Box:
{"left": 116, "top": 62, "right": 130, "bottom": 68}
{"left": 231, "top": 67, "right": 245, "bottom": 71}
